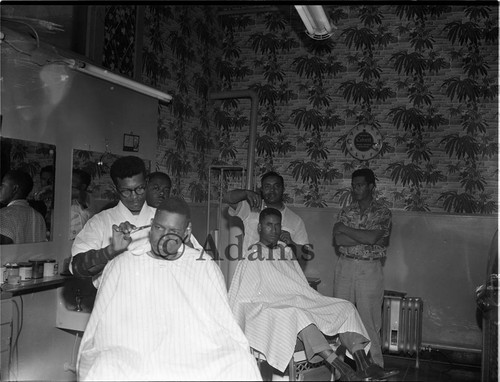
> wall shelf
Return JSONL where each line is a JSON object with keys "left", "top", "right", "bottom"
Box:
{"left": 1, "top": 275, "right": 68, "bottom": 297}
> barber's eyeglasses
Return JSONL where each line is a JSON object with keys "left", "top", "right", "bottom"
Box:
{"left": 117, "top": 184, "right": 147, "bottom": 198}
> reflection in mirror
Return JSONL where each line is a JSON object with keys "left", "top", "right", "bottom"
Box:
{"left": 70, "top": 149, "right": 120, "bottom": 240}
{"left": 0, "top": 137, "right": 56, "bottom": 244}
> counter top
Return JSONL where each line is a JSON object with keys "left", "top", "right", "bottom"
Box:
{"left": 1, "top": 275, "right": 68, "bottom": 297}
{"left": 1, "top": 275, "right": 321, "bottom": 295}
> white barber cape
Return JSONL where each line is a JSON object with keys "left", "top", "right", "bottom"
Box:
{"left": 77, "top": 246, "right": 262, "bottom": 381}
{"left": 228, "top": 242, "right": 370, "bottom": 373}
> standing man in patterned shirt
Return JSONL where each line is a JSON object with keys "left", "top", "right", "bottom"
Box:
{"left": 332, "top": 168, "right": 392, "bottom": 368}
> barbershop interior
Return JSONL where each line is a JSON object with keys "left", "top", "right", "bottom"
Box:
{"left": 0, "top": 3, "right": 498, "bottom": 382}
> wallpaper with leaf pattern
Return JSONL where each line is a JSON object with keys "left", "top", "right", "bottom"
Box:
{"left": 103, "top": 4, "right": 498, "bottom": 214}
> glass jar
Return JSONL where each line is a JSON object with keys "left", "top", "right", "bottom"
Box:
{"left": 5, "top": 263, "right": 19, "bottom": 279}
{"left": 43, "top": 259, "right": 57, "bottom": 277}
{"left": 5, "top": 263, "right": 20, "bottom": 285}
{"left": 18, "top": 262, "right": 33, "bottom": 281}
{"left": 1, "top": 265, "right": 6, "bottom": 283}
{"left": 29, "top": 260, "right": 45, "bottom": 279}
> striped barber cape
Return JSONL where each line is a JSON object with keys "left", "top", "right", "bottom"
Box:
{"left": 77, "top": 246, "right": 261, "bottom": 381}
{"left": 228, "top": 242, "right": 370, "bottom": 372}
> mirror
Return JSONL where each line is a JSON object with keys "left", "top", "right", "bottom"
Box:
{"left": 70, "top": 149, "right": 121, "bottom": 240}
{"left": 0, "top": 137, "right": 56, "bottom": 244}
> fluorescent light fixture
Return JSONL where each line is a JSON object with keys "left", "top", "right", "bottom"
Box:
{"left": 295, "top": 5, "right": 336, "bottom": 40}
{"left": 65, "top": 59, "right": 172, "bottom": 103}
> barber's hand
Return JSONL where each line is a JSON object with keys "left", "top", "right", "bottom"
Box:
{"left": 280, "top": 230, "right": 293, "bottom": 246}
{"left": 245, "top": 190, "right": 262, "bottom": 210}
{"left": 111, "top": 221, "right": 135, "bottom": 253}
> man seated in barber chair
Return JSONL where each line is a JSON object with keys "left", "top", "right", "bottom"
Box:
{"left": 77, "top": 197, "right": 261, "bottom": 381}
{"left": 228, "top": 207, "right": 399, "bottom": 381}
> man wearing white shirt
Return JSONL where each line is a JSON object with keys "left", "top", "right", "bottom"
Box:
{"left": 71, "top": 156, "right": 155, "bottom": 282}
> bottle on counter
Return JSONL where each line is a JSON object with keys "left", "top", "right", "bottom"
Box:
{"left": 18, "top": 262, "right": 33, "bottom": 282}
{"left": 5, "top": 263, "right": 19, "bottom": 278}
{"left": 5, "top": 263, "right": 20, "bottom": 285}
{"left": 43, "top": 259, "right": 57, "bottom": 277}
{"left": 29, "top": 260, "right": 45, "bottom": 279}
{"left": 0, "top": 265, "right": 6, "bottom": 283}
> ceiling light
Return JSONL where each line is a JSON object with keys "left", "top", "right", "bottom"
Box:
{"left": 295, "top": 5, "right": 336, "bottom": 40}
{"left": 65, "top": 59, "right": 172, "bottom": 103}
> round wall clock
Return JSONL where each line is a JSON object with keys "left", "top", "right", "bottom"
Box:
{"left": 346, "top": 124, "right": 383, "bottom": 160}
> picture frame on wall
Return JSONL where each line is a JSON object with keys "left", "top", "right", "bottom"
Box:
{"left": 123, "top": 133, "right": 139, "bottom": 152}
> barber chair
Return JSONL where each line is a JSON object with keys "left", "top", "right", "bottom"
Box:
{"left": 252, "top": 335, "right": 341, "bottom": 381}
{"left": 250, "top": 277, "right": 343, "bottom": 381}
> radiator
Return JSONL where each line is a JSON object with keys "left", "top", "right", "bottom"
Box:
{"left": 381, "top": 295, "right": 423, "bottom": 367}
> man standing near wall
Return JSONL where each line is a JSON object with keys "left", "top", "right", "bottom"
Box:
{"left": 332, "top": 168, "right": 392, "bottom": 367}
{"left": 144, "top": 170, "right": 200, "bottom": 250}
{"left": 145, "top": 171, "right": 171, "bottom": 208}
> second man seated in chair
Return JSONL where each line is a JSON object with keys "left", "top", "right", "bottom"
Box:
{"left": 228, "top": 207, "right": 399, "bottom": 381}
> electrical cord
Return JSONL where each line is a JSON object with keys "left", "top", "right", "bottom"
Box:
{"left": 1, "top": 18, "right": 39, "bottom": 48}
{"left": 1, "top": 15, "right": 63, "bottom": 32}
{"left": 8, "top": 299, "right": 18, "bottom": 381}
{"left": 9, "top": 296, "right": 23, "bottom": 382}
{"left": 15, "top": 296, "right": 23, "bottom": 381}
{"left": 7, "top": 300, "right": 15, "bottom": 380}
{"left": 13, "top": 296, "right": 24, "bottom": 355}
{"left": 2, "top": 38, "right": 32, "bottom": 56}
